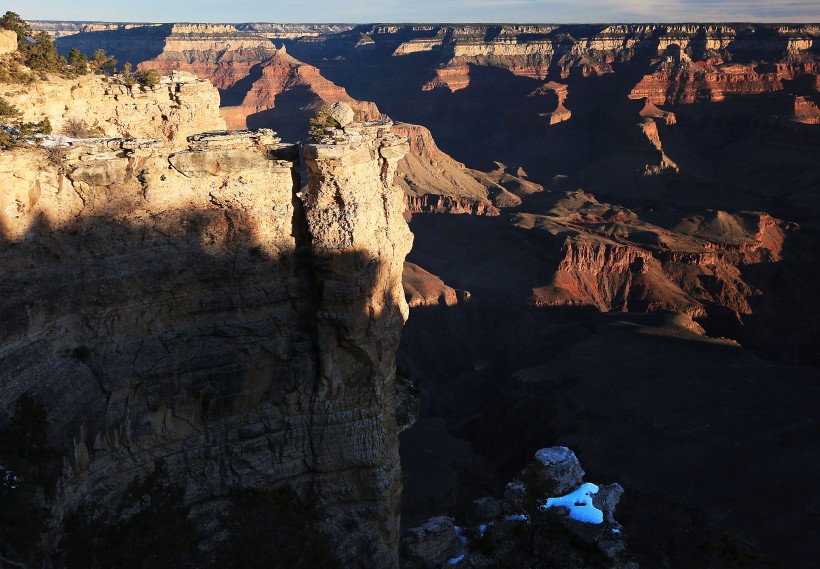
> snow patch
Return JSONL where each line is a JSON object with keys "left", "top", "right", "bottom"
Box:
{"left": 453, "top": 525, "right": 468, "bottom": 546}
{"left": 541, "top": 482, "right": 603, "bottom": 524}
{"left": 447, "top": 554, "right": 465, "bottom": 565}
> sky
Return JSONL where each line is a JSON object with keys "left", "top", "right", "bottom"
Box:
{"left": 14, "top": 0, "right": 820, "bottom": 24}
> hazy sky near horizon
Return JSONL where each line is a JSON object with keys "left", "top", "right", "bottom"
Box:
{"left": 15, "top": 0, "right": 820, "bottom": 23}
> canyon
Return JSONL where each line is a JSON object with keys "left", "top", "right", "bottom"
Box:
{"left": 2, "top": 19, "right": 819, "bottom": 569}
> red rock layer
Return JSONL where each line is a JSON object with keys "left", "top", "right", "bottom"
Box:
{"left": 521, "top": 193, "right": 792, "bottom": 325}
{"left": 422, "top": 57, "right": 470, "bottom": 92}
{"left": 792, "top": 95, "right": 820, "bottom": 124}
{"left": 402, "top": 262, "right": 469, "bottom": 307}
{"left": 630, "top": 55, "right": 820, "bottom": 105}
{"left": 404, "top": 194, "right": 501, "bottom": 216}
{"left": 639, "top": 99, "right": 677, "bottom": 125}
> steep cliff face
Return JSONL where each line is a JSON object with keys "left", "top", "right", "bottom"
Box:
{"left": 0, "top": 115, "right": 412, "bottom": 566}
{"left": 138, "top": 24, "right": 277, "bottom": 91}
{"left": 0, "top": 71, "right": 225, "bottom": 149}
{"left": 383, "top": 23, "right": 820, "bottom": 86}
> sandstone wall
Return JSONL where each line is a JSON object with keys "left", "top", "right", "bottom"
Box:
{"left": 0, "top": 122, "right": 411, "bottom": 567}
{"left": 0, "top": 29, "right": 16, "bottom": 54}
{"left": 0, "top": 71, "right": 225, "bottom": 149}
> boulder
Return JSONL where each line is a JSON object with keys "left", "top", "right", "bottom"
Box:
{"left": 329, "top": 101, "right": 356, "bottom": 127}
{"left": 401, "top": 516, "right": 460, "bottom": 567}
{"left": 531, "top": 446, "right": 585, "bottom": 494}
{"left": 473, "top": 496, "right": 503, "bottom": 520}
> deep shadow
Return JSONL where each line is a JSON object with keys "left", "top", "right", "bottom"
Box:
{"left": 244, "top": 84, "right": 319, "bottom": 142}
{"left": 55, "top": 24, "right": 171, "bottom": 64}
{"left": 0, "top": 179, "right": 404, "bottom": 568}
{"left": 219, "top": 60, "right": 265, "bottom": 106}
{"left": 398, "top": 295, "right": 820, "bottom": 568}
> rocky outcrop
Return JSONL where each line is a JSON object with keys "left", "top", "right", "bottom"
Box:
{"left": 401, "top": 447, "right": 634, "bottom": 569}
{"left": 348, "top": 23, "right": 820, "bottom": 93}
{"left": 421, "top": 57, "right": 470, "bottom": 92}
{"left": 514, "top": 191, "right": 792, "bottom": 323}
{"left": 402, "top": 262, "right": 469, "bottom": 308}
{"left": 792, "top": 95, "right": 820, "bottom": 124}
{"left": 138, "top": 24, "right": 277, "bottom": 91}
{"left": 530, "top": 81, "right": 572, "bottom": 125}
{"left": 37, "top": 22, "right": 351, "bottom": 41}
{"left": 0, "top": 71, "right": 224, "bottom": 149}
{"left": 0, "top": 29, "right": 16, "bottom": 54}
{"left": 639, "top": 99, "right": 676, "bottom": 125}
{"left": 393, "top": 122, "right": 521, "bottom": 215}
{"left": 1, "top": 116, "right": 412, "bottom": 567}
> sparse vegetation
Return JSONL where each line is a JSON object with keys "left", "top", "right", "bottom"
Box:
{"left": 308, "top": 105, "right": 341, "bottom": 140}
{"left": 0, "top": 11, "right": 29, "bottom": 43}
{"left": 120, "top": 61, "right": 136, "bottom": 87}
{"left": 66, "top": 48, "right": 88, "bottom": 75}
{"left": 90, "top": 48, "right": 117, "bottom": 75}
{"left": 136, "top": 68, "right": 161, "bottom": 88}
{"left": 62, "top": 117, "right": 105, "bottom": 138}
{"left": 0, "top": 96, "right": 52, "bottom": 148}
{"left": 20, "top": 31, "right": 66, "bottom": 74}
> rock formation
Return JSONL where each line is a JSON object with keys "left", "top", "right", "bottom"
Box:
{"left": 513, "top": 191, "right": 790, "bottom": 324}
{"left": 530, "top": 81, "right": 572, "bottom": 125}
{"left": 401, "top": 447, "right": 634, "bottom": 569}
{"left": 0, "top": 29, "right": 16, "bottom": 54}
{"left": 0, "top": 83, "right": 412, "bottom": 568}
{"left": 0, "top": 71, "right": 224, "bottom": 149}
{"left": 218, "top": 46, "right": 380, "bottom": 133}
{"left": 393, "top": 122, "right": 521, "bottom": 215}
{"left": 402, "top": 262, "right": 468, "bottom": 308}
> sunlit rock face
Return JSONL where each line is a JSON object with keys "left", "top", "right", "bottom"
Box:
{"left": 0, "top": 71, "right": 225, "bottom": 150}
{"left": 0, "top": 105, "right": 412, "bottom": 566}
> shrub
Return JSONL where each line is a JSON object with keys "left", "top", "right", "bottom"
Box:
{"left": 0, "top": 57, "right": 34, "bottom": 84}
{"left": 308, "top": 106, "right": 341, "bottom": 140}
{"left": 66, "top": 48, "right": 88, "bottom": 75}
{"left": 0, "top": 11, "right": 30, "bottom": 43}
{"left": 0, "top": 98, "right": 52, "bottom": 148}
{"left": 20, "top": 31, "right": 66, "bottom": 73}
{"left": 90, "top": 48, "right": 117, "bottom": 75}
{"left": 62, "top": 117, "right": 105, "bottom": 138}
{"left": 120, "top": 61, "right": 136, "bottom": 87}
{"left": 136, "top": 68, "right": 161, "bottom": 88}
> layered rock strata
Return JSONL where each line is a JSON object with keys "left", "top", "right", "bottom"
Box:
{"left": 515, "top": 191, "right": 789, "bottom": 322}
{"left": 0, "top": 71, "right": 224, "bottom": 149}
{"left": 1, "top": 116, "right": 412, "bottom": 567}
{"left": 393, "top": 122, "right": 522, "bottom": 215}
{"left": 218, "top": 46, "right": 380, "bottom": 131}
